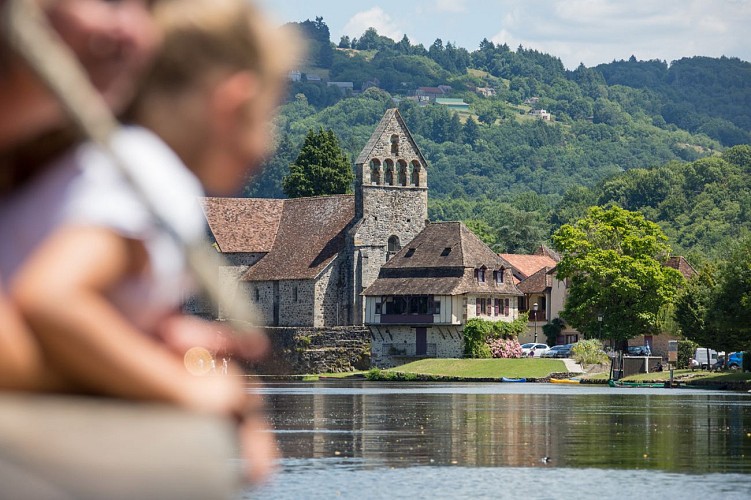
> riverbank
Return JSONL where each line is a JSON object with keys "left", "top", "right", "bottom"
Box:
{"left": 278, "top": 359, "right": 751, "bottom": 390}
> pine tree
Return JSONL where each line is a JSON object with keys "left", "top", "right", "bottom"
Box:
{"left": 282, "top": 128, "right": 353, "bottom": 198}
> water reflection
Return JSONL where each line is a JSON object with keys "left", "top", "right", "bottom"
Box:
{"left": 260, "top": 381, "right": 751, "bottom": 474}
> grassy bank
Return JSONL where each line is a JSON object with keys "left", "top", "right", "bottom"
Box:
{"left": 375, "top": 358, "right": 567, "bottom": 379}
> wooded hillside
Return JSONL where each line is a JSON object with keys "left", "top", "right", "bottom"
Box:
{"left": 245, "top": 19, "right": 751, "bottom": 260}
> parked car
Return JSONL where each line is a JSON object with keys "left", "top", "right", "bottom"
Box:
{"left": 521, "top": 343, "right": 549, "bottom": 357}
{"left": 627, "top": 345, "right": 652, "bottom": 356}
{"left": 542, "top": 344, "right": 573, "bottom": 358}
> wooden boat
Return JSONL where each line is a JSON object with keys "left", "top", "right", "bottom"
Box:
{"left": 550, "top": 378, "right": 580, "bottom": 384}
{"left": 501, "top": 377, "right": 527, "bottom": 383}
{"left": 608, "top": 379, "right": 666, "bottom": 388}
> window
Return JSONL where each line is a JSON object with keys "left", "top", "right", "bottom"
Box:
{"left": 384, "top": 159, "right": 394, "bottom": 185}
{"left": 504, "top": 298, "right": 510, "bottom": 316}
{"left": 494, "top": 298, "right": 500, "bottom": 316}
{"left": 405, "top": 248, "right": 415, "bottom": 257}
{"left": 398, "top": 160, "right": 408, "bottom": 186}
{"left": 254, "top": 287, "right": 260, "bottom": 302}
{"left": 293, "top": 286, "right": 298, "bottom": 302}
{"left": 477, "top": 298, "right": 488, "bottom": 315}
{"left": 375, "top": 302, "right": 382, "bottom": 314}
{"left": 432, "top": 300, "right": 441, "bottom": 315}
{"left": 496, "top": 267, "right": 505, "bottom": 284}
{"left": 387, "top": 235, "right": 401, "bottom": 261}
{"left": 441, "top": 247, "right": 451, "bottom": 256}
{"left": 475, "top": 267, "right": 486, "bottom": 283}
{"left": 411, "top": 161, "right": 421, "bottom": 186}
{"left": 390, "top": 134, "right": 399, "bottom": 155}
{"left": 370, "top": 159, "right": 381, "bottom": 185}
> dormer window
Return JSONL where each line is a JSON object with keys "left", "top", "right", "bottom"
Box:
{"left": 475, "top": 267, "right": 486, "bottom": 283}
{"left": 495, "top": 267, "right": 505, "bottom": 284}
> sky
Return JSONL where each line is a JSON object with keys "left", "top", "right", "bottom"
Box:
{"left": 256, "top": 0, "right": 751, "bottom": 69}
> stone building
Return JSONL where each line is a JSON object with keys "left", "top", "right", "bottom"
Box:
{"left": 364, "top": 222, "right": 523, "bottom": 368}
{"left": 192, "top": 108, "right": 429, "bottom": 328}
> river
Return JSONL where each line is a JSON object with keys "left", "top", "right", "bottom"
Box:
{"left": 245, "top": 381, "right": 751, "bottom": 499}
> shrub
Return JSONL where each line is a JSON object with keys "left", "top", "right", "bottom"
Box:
{"left": 487, "top": 337, "right": 523, "bottom": 358}
{"left": 678, "top": 339, "right": 699, "bottom": 369}
{"left": 463, "top": 316, "right": 529, "bottom": 358}
{"left": 463, "top": 318, "right": 494, "bottom": 358}
{"left": 571, "top": 339, "right": 608, "bottom": 365}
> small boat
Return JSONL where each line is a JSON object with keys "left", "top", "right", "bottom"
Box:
{"left": 502, "top": 377, "right": 527, "bottom": 383}
{"left": 550, "top": 378, "right": 580, "bottom": 384}
{"left": 608, "top": 380, "right": 666, "bottom": 388}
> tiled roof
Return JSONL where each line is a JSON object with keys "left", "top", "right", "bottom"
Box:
{"left": 499, "top": 253, "right": 558, "bottom": 279}
{"left": 200, "top": 197, "right": 284, "bottom": 253}
{"left": 363, "top": 222, "right": 522, "bottom": 296}
{"left": 242, "top": 195, "right": 355, "bottom": 281}
{"left": 518, "top": 266, "right": 554, "bottom": 294}
{"left": 665, "top": 256, "right": 697, "bottom": 280}
{"left": 354, "top": 108, "right": 429, "bottom": 168}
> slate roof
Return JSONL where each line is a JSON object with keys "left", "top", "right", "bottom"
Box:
{"left": 200, "top": 197, "right": 284, "bottom": 253}
{"left": 241, "top": 195, "right": 355, "bottom": 281}
{"left": 354, "top": 108, "right": 429, "bottom": 168}
{"left": 363, "top": 222, "right": 522, "bottom": 296}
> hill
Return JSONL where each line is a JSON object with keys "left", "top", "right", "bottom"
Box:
{"left": 245, "top": 20, "right": 751, "bottom": 258}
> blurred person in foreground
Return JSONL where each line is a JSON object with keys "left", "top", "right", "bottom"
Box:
{"left": 1, "top": 0, "right": 299, "bottom": 484}
{"left": 0, "top": 0, "right": 161, "bottom": 392}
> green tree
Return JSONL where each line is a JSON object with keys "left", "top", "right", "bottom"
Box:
{"left": 552, "top": 205, "right": 685, "bottom": 343}
{"left": 674, "top": 266, "right": 718, "bottom": 348}
{"left": 463, "top": 116, "right": 479, "bottom": 146}
{"left": 282, "top": 128, "right": 353, "bottom": 198}
{"left": 706, "top": 236, "right": 751, "bottom": 348}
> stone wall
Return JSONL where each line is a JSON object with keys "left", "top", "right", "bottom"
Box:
{"left": 277, "top": 279, "right": 315, "bottom": 327}
{"left": 247, "top": 327, "right": 371, "bottom": 375}
{"left": 370, "top": 325, "right": 463, "bottom": 368}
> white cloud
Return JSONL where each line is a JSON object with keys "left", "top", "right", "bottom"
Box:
{"left": 343, "top": 7, "right": 403, "bottom": 40}
{"left": 435, "top": 0, "right": 468, "bottom": 13}
{"left": 488, "top": 0, "right": 751, "bottom": 68}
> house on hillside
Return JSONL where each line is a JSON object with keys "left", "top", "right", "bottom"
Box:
{"left": 500, "top": 247, "right": 579, "bottom": 345}
{"left": 475, "top": 86, "right": 496, "bottom": 98}
{"left": 364, "top": 222, "right": 522, "bottom": 367}
{"left": 415, "top": 86, "right": 446, "bottom": 103}
{"left": 190, "top": 108, "right": 429, "bottom": 328}
{"left": 528, "top": 109, "right": 551, "bottom": 121}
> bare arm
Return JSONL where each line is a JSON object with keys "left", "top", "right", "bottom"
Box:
{"left": 10, "top": 225, "right": 245, "bottom": 415}
{"left": 0, "top": 284, "right": 67, "bottom": 391}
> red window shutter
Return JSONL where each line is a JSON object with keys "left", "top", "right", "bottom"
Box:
{"left": 494, "top": 299, "right": 500, "bottom": 315}
{"left": 476, "top": 299, "right": 481, "bottom": 315}
{"left": 504, "top": 299, "right": 510, "bottom": 316}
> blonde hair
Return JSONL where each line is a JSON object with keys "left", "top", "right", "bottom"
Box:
{"left": 143, "top": 0, "right": 300, "bottom": 94}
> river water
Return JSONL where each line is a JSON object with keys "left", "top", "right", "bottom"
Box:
{"left": 245, "top": 381, "right": 751, "bottom": 499}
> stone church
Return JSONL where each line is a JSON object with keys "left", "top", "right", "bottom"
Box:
{"left": 192, "top": 108, "right": 429, "bottom": 327}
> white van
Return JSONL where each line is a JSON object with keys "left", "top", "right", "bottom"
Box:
{"left": 692, "top": 348, "right": 719, "bottom": 369}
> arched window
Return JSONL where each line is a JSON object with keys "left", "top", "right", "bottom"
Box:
{"left": 384, "top": 159, "right": 394, "bottom": 186}
{"left": 390, "top": 134, "right": 399, "bottom": 155}
{"left": 387, "top": 235, "right": 401, "bottom": 261}
{"left": 397, "top": 160, "right": 408, "bottom": 186}
{"left": 369, "top": 159, "right": 381, "bottom": 185}
{"left": 411, "top": 160, "right": 421, "bottom": 187}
